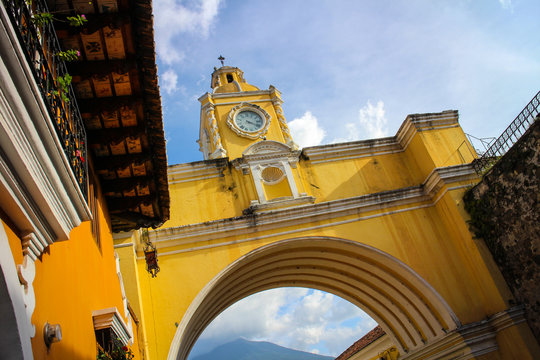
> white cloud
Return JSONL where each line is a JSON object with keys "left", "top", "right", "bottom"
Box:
{"left": 191, "top": 288, "right": 375, "bottom": 358}
{"left": 498, "top": 0, "right": 513, "bottom": 10}
{"left": 161, "top": 69, "right": 178, "bottom": 94}
{"left": 288, "top": 111, "right": 326, "bottom": 148}
{"left": 196, "top": 74, "right": 207, "bottom": 87}
{"left": 154, "top": 0, "right": 222, "bottom": 65}
{"left": 333, "top": 100, "right": 389, "bottom": 143}
{"left": 358, "top": 100, "right": 388, "bottom": 138}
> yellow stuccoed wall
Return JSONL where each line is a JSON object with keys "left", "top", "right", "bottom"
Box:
{"left": 115, "top": 68, "right": 538, "bottom": 360}
{"left": 120, "top": 121, "right": 537, "bottom": 359}
{"left": 3, "top": 186, "right": 143, "bottom": 359}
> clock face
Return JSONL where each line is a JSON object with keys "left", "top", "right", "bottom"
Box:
{"left": 235, "top": 110, "right": 265, "bottom": 132}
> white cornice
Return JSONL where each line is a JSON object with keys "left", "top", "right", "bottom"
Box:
{"left": 303, "top": 110, "right": 459, "bottom": 164}
{"left": 249, "top": 195, "right": 316, "bottom": 211}
{"left": 213, "top": 99, "right": 273, "bottom": 106}
{"left": 231, "top": 141, "right": 301, "bottom": 171}
{"left": 0, "top": 9, "right": 91, "bottom": 259}
{"left": 149, "top": 164, "right": 477, "bottom": 254}
{"left": 402, "top": 306, "right": 526, "bottom": 360}
{"left": 198, "top": 90, "right": 274, "bottom": 103}
{"left": 303, "top": 137, "right": 400, "bottom": 163}
{"left": 168, "top": 159, "right": 228, "bottom": 184}
{"left": 92, "top": 307, "right": 132, "bottom": 346}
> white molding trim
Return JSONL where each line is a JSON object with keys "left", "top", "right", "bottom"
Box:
{"left": 168, "top": 158, "right": 228, "bottom": 184}
{"left": 402, "top": 306, "right": 527, "bottom": 360}
{"left": 113, "top": 242, "right": 135, "bottom": 249}
{"left": 304, "top": 137, "right": 402, "bottom": 164}
{"left": 0, "top": 5, "right": 91, "bottom": 259}
{"left": 233, "top": 141, "right": 301, "bottom": 171}
{"left": 92, "top": 307, "right": 132, "bottom": 346}
{"left": 0, "top": 154, "right": 55, "bottom": 259}
{"left": 114, "top": 253, "right": 134, "bottom": 345}
{"left": 147, "top": 164, "right": 477, "bottom": 256}
{"left": 212, "top": 99, "right": 272, "bottom": 106}
{"left": 0, "top": 222, "right": 34, "bottom": 359}
{"left": 249, "top": 195, "right": 316, "bottom": 211}
{"left": 199, "top": 89, "right": 273, "bottom": 102}
{"left": 303, "top": 110, "right": 459, "bottom": 164}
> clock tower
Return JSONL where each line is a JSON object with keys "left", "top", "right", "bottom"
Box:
{"left": 197, "top": 65, "right": 312, "bottom": 209}
{"left": 197, "top": 65, "right": 297, "bottom": 160}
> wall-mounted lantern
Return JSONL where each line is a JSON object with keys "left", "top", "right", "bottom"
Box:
{"left": 141, "top": 228, "right": 160, "bottom": 277}
{"left": 43, "top": 322, "right": 62, "bottom": 348}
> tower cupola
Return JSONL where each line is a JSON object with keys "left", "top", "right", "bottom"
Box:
{"left": 211, "top": 66, "right": 260, "bottom": 93}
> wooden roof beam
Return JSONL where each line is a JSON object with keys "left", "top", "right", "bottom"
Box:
{"left": 102, "top": 176, "right": 153, "bottom": 193}
{"left": 88, "top": 125, "right": 146, "bottom": 145}
{"left": 94, "top": 153, "right": 151, "bottom": 170}
{"left": 55, "top": 12, "right": 131, "bottom": 34}
{"left": 110, "top": 212, "right": 161, "bottom": 230}
{"left": 68, "top": 58, "right": 137, "bottom": 78}
{"left": 79, "top": 95, "right": 142, "bottom": 113}
{"left": 107, "top": 195, "right": 156, "bottom": 212}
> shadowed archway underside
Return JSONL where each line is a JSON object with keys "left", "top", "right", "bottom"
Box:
{"left": 168, "top": 237, "right": 461, "bottom": 360}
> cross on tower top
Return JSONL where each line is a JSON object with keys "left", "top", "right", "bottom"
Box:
{"left": 218, "top": 55, "right": 225, "bottom": 66}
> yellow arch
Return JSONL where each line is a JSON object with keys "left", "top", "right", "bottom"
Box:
{"left": 167, "top": 237, "right": 460, "bottom": 360}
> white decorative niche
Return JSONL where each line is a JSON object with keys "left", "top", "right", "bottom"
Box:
{"left": 232, "top": 141, "right": 314, "bottom": 210}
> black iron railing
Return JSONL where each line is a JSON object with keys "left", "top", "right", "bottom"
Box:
{"left": 465, "top": 133, "right": 496, "bottom": 157}
{"left": 2, "top": 0, "right": 88, "bottom": 199}
{"left": 473, "top": 91, "right": 540, "bottom": 173}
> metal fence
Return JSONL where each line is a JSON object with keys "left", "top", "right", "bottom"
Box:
{"left": 2, "top": 0, "right": 88, "bottom": 199}
{"left": 473, "top": 91, "right": 540, "bottom": 173}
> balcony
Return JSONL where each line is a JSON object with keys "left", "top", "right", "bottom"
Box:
{"left": 0, "top": 0, "right": 169, "bottom": 258}
{"left": 2, "top": 0, "right": 88, "bottom": 198}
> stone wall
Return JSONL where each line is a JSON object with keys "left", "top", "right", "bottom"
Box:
{"left": 464, "top": 118, "right": 539, "bottom": 342}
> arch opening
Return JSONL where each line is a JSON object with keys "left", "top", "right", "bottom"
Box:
{"left": 188, "top": 287, "right": 375, "bottom": 359}
{"left": 168, "top": 237, "right": 460, "bottom": 360}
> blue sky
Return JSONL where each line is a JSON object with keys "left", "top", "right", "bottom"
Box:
{"left": 152, "top": 0, "right": 540, "bottom": 357}
{"left": 187, "top": 288, "right": 376, "bottom": 358}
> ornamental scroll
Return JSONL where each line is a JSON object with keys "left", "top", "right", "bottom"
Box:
{"left": 271, "top": 96, "right": 298, "bottom": 149}
{"left": 205, "top": 104, "right": 227, "bottom": 159}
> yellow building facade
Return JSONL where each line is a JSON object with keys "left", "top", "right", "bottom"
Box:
{"left": 115, "top": 66, "right": 539, "bottom": 360}
{"left": 0, "top": 0, "right": 169, "bottom": 358}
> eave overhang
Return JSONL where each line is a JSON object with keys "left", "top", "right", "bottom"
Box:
{"left": 50, "top": 0, "right": 169, "bottom": 232}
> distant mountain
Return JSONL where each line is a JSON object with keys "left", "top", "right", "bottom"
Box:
{"left": 191, "top": 338, "right": 334, "bottom": 360}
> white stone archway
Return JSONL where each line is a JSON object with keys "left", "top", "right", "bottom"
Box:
{"left": 167, "top": 237, "right": 462, "bottom": 360}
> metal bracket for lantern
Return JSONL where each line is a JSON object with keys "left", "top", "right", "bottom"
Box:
{"left": 141, "top": 228, "right": 160, "bottom": 277}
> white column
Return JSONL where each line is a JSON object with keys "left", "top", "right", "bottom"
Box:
{"left": 250, "top": 165, "right": 266, "bottom": 204}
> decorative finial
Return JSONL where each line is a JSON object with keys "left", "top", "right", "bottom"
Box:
{"left": 218, "top": 55, "right": 225, "bottom": 66}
